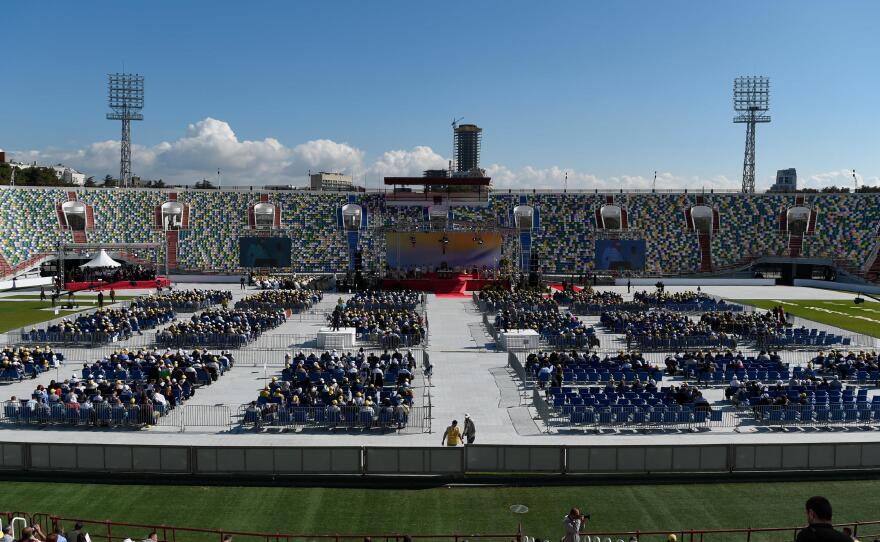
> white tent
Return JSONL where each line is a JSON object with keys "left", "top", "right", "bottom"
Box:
{"left": 79, "top": 249, "right": 122, "bottom": 268}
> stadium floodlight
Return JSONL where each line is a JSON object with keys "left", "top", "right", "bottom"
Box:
{"left": 107, "top": 73, "right": 144, "bottom": 188}
{"left": 733, "top": 76, "right": 771, "bottom": 194}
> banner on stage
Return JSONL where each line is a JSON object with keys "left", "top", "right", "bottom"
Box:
{"left": 385, "top": 232, "right": 502, "bottom": 269}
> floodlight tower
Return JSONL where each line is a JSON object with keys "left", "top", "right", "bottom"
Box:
{"left": 733, "top": 76, "right": 770, "bottom": 193}
{"left": 107, "top": 73, "right": 144, "bottom": 188}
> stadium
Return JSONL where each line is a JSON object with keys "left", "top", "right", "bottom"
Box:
{"left": 3, "top": 3, "right": 880, "bottom": 542}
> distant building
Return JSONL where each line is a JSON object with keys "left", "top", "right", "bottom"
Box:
{"left": 768, "top": 168, "right": 797, "bottom": 192}
{"left": 453, "top": 123, "right": 483, "bottom": 175}
{"left": 309, "top": 171, "right": 362, "bottom": 192}
{"left": 0, "top": 151, "right": 6, "bottom": 163}
{"left": 7, "top": 160, "right": 87, "bottom": 186}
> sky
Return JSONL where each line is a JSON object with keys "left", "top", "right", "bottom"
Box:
{"left": 2, "top": 0, "right": 879, "bottom": 190}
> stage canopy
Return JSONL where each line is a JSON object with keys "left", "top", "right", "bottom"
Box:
{"left": 79, "top": 249, "right": 122, "bottom": 268}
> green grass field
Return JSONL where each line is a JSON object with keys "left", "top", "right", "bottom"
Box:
{"left": 0, "top": 480, "right": 878, "bottom": 540}
{"left": 738, "top": 299, "right": 880, "bottom": 339}
{"left": 0, "top": 301, "right": 83, "bottom": 333}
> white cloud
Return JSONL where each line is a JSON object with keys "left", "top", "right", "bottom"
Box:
{"left": 485, "top": 164, "right": 740, "bottom": 191}
{"left": 7, "top": 117, "right": 873, "bottom": 191}
{"left": 803, "top": 169, "right": 880, "bottom": 189}
{"left": 370, "top": 146, "right": 447, "bottom": 178}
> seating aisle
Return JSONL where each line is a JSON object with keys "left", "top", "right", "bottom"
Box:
{"left": 426, "top": 296, "right": 530, "bottom": 440}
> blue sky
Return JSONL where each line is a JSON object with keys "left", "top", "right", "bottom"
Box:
{"left": 2, "top": 0, "right": 879, "bottom": 189}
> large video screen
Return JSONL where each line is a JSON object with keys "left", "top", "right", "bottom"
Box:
{"left": 594, "top": 239, "right": 646, "bottom": 270}
{"left": 239, "top": 237, "right": 292, "bottom": 268}
{"left": 386, "top": 232, "right": 502, "bottom": 269}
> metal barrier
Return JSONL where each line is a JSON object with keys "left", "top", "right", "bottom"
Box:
{"left": 571, "top": 302, "right": 744, "bottom": 315}
{"left": 5, "top": 512, "right": 879, "bottom": 542}
{"left": 237, "top": 404, "right": 428, "bottom": 433}
{"left": 533, "top": 391, "right": 733, "bottom": 432}
{"left": 0, "top": 402, "right": 426, "bottom": 433}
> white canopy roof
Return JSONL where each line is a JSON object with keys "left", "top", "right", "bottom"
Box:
{"left": 79, "top": 249, "right": 122, "bottom": 268}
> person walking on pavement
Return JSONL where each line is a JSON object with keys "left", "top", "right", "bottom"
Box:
{"left": 463, "top": 414, "right": 476, "bottom": 444}
{"left": 441, "top": 419, "right": 462, "bottom": 446}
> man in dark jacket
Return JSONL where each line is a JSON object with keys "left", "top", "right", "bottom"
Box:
{"left": 795, "top": 496, "right": 852, "bottom": 542}
{"left": 463, "top": 413, "right": 476, "bottom": 444}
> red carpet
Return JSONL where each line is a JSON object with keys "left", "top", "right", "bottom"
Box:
{"left": 549, "top": 283, "right": 584, "bottom": 293}
{"left": 382, "top": 273, "right": 503, "bottom": 294}
{"left": 434, "top": 292, "right": 473, "bottom": 298}
{"left": 65, "top": 277, "right": 170, "bottom": 292}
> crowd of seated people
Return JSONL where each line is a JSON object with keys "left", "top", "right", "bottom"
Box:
{"left": 346, "top": 289, "right": 423, "bottom": 310}
{"left": 699, "top": 310, "right": 848, "bottom": 347}
{"left": 33, "top": 306, "right": 176, "bottom": 343}
{"left": 495, "top": 308, "right": 599, "bottom": 347}
{"left": 601, "top": 310, "right": 736, "bottom": 350}
{"left": 724, "top": 374, "right": 871, "bottom": 415}
{"left": 66, "top": 263, "right": 157, "bottom": 284}
{"left": 810, "top": 350, "right": 880, "bottom": 381}
{"left": 157, "top": 307, "right": 286, "bottom": 348}
{"left": 477, "top": 285, "right": 555, "bottom": 312}
{"left": 563, "top": 288, "right": 624, "bottom": 309}
{"left": 330, "top": 304, "right": 425, "bottom": 347}
{"left": 132, "top": 289, "right": 232, "bottom": 312}
{"left": 527, "top": 350, "right": 662, "bottom": 387}
{"left": 633, "top": 290, "right": 742, "bottom": 311}
{"left": 3, "top": 348, "right": 233, "bottom": 427}
{"left": 235, "top": 289, "right": 322, "bottom": 312}
{"left": 250, "top": 273, "right": 325, "bottom": 290}
{"left": 0, "top": 346, "right": 64, "bottom": 381}
{"left": 547, "top": 380, "right": 714, "bottom": 427}
{"left": 663, "top": 349, "right": 786, "bottom": 379}
{"left": 721, "top": 372, "right": 880, "bottom": 425}
{"left": 244, "top": 349, "right": 416, "bottom": 429}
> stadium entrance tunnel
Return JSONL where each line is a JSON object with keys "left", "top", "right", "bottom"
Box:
{"left": 60, "top": 201, "right": 87, "bottom": 231}
{"left": 341, "top": 204, "right": 363, "bottom": 231}
{"left": 787, "top": 206, "right": 811, "bottom": 236}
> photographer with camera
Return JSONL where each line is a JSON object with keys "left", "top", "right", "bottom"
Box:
{"left": 562, "top": 508, "right": 590, "bottom": 542}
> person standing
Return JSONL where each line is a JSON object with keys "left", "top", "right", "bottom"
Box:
{"left": 627, "top": 279, "right": 631, "bottom": 294}
{"left": 240, "top": 276, "right": 246, "bottom": 290}
{"left": 463, "top": 414, "right": 476, "bottom": 444}
{"left": 110, "top": 289, "right": 116, "bottom": 304}
{"left": 40, "top": 287, "right": 46, "bottom": 302}
{"left": 795, "top": 496, "right": 851, "bottom": 542}
{"left": 97, "top": 291, "right": 104, "bottom": 308}
{"left": 441, "top": 419, "right": 462, "bottom": 446}
{"left": 563, "top": 508, "right": 586, "bottom": 542}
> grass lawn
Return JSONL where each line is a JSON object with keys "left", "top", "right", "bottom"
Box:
{"left": 737, "top": 299, "right": 880, "bottom": 339}
{"left": 0, "top": 301, "right": 83, "bottom": 333}
{"left": 0, "top": 479, "right": 879, "bottom": 541}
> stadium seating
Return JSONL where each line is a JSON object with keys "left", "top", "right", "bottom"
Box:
{"left": 1, "top": 349, "right": 233, "bottom": 428}
{"left": 2, "top": 187, "right": 880, "bottom": 276}
{"left": 244, "top": 349, "right": 417, "bottom": 431}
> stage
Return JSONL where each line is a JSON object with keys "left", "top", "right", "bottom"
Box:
{"left": 65, "top": 277, "right": 171, "bottom": 292}
{"left": 381, "top": 273, "right": 503, "bottom": 294}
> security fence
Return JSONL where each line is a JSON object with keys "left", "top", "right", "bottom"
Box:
{"left": 11, "top": 512, "right": 878, "bottom": 542}
{"left": 532, "top": 388, "right": 880, "bottom": 432}
{"left": 0, "top": 401, "right": 429, "bottom": 433}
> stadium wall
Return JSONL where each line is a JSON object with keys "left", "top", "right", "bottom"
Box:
{"left": 792, "top": 279, "right": 880, "bottom": 295}
{"left": 2, "top": 186, "right": 879, "bottom": 278}
{"left": 0, "top": 441, "right": 878, "bottom": 479}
